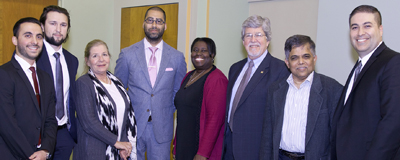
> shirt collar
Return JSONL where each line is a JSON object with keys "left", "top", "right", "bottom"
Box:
{"left": 247, "top": 49, "right": 268, "bottom": 69}
{"left": 287, "top": 71, "right": 314, "bottom": 89}
{"left": 14, "top": 54, "right": 37, "bottom": 71}
{"left": 144, "top": 38, "right": 163, "bottom": 51}
{"left": 44, "top": 39, "right": 63, "bottom": 56}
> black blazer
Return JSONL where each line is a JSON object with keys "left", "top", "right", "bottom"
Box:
{"left": 222, "top": 53, "right": 289, "bottom": 159}
{"left": 36, "top": 45, "right": 79, "bottom": 141}
{"left": 0, "top": 56, "right": 58, "bottom": 160}
{"left": 260, "top": 72, "right": 343, "bottom": 160}
{"left": 332, "top": 42, "right": 400, "bottom": 160}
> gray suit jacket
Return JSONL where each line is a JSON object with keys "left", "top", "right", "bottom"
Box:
{"left": 73, "top": 74, "right": 130, "bottom": 160}
{"left": 260, "top": 72, "right": 342, "bottom": 160}
{"left": 115, "top": 40, "right": 186, "bottom": 143}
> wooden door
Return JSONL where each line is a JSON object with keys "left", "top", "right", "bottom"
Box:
{"left": 0, "top": 0, "right": 58, "bottom": 65}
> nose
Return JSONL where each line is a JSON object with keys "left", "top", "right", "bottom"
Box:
{"left": 99, "top": 55, "right": 104, "bottom": 61}
{"left": 358, "top": 27, "right": 364, "bottom": 36}
{"left": 250, "top": 35, "right": 257, "bottom": 42}
{"left": 56, "top": 24, "right": 61, "bottom": 32}
{"left": 299, "top": 57, "right": 304, "bottom": 64}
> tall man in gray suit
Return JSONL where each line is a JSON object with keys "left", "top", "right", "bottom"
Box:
{"left": 259, "top": 35, "right": 343, "bottom": 160}
{"left": 115, "top": 6, "right": 186, "bottom": 160}
{"left": 222, "top": 15, "right": 289, "bottom": 160}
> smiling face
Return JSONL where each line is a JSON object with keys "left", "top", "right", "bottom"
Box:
{"left": 243, "top": 27, "right": 269, "bottom": 60}
{"left": 285, "top": 43, "right": 317, "bottom": 83}
{"left": 12, "top": 22, "right": 43, "bottom": 65}
{"left": 350, "top": 12, "right": 383, "bottom": 58}
{"left": 86, "top": 44, "right": 110, "bottom": 77}
{"left": 42, "top": 11, "right": 69, "bottom": 48}
{"left": 191, "top": 41, "right": 214, "bottom": 71}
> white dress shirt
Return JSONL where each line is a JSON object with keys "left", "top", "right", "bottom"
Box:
{"left": 14, "top": 54, "right": 40, "bottom": 93}
{"left": 344, "top": 41, "right": 382, "bottom": 104}
{"left": 44, "top": 40, "right": 70, "bottom": 126}
{"left": 228, "top": 50, "right": 268, "bottom": 123}
{"left": 280, "top": 72, "right": 314, "bottom": 153}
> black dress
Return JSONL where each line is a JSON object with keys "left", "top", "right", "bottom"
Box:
{"left": 174, "top": 67, "right": 215, "bottom": 160}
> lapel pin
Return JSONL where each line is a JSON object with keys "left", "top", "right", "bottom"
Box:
{"left": 261, "top": 71, "right": 264, "bottom": 74}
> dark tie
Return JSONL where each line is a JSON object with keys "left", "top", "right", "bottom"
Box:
{"left": 229, "top": 60, "right": 254, "bottom": 131}
{"left": 353, "top": 60, "right": 362, "bottom": 85}
{"left": 29, "top": 67, "right": 41, "bottom": 146}
{"left": 54, "top": 52, "right": 64, "bottom": 119}
{"left": 148, "top": 47, "right": 158, "bottom": 87}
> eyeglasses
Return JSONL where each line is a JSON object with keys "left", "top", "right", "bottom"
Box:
{"left": 192, "top": 49, "right": 209, "bottom": 53}
{"left": 144, "top": 18, "right": 165, "bottom": 25}
{"left": 244, "top": 32, "right": 265, "bottom": 39}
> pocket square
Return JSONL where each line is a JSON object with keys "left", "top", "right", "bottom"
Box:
{"left": 165, "top": 68, "right": 174, "bottom": 71}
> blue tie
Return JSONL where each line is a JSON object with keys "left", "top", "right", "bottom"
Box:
{"left": 54, "top": 52, "right": 64, "bottom": 119}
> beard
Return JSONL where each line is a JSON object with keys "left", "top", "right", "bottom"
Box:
{"left": 45, "top": 34, "right": 66, "bottom": 46}
{"left": 17, "top": 44, "right": 40, "bottom": 60}
{"left": 144, "top": 25, "right": 165, "bottom": 42}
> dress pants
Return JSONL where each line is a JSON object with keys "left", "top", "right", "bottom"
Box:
{"left": 137, "top": 122, "right": 170, "bottom": 160}
{"left": 52, "top": 125, "right": 75, "bottom": 160}
{"left": 222, "top": 125, "right": 234, "bottom": 160}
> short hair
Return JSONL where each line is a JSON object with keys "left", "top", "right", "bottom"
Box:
{"left": 284, "top": 35, "right": 316, "bottom": 60}
{"left": 241, "top": 15, "right": 272, "bottom": 41}
{"left": 349, "top": 5, "right": 382, "bottom": 26}
{"left": 191, "top": 37, "right": 217, "bottom": 58}
{"left": 13, "top": 17, "right": 41, "bottom": 37}
{"left": 40, "top": 5, "right": 71, "bottom": 29}
{"left": 144, "top": 6, "right": 166, "bottom": 22}
{"left": 84, "top": 39, "right": 110, "bottom": 59}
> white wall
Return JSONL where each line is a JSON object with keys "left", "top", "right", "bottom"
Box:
{"left": 61, "top": 0, "right": 114, "bottom": 77}
{"left": 248, "top": 0, "right": 319, "bottom": 61}
{"left": 316, "top": 0, "right": 400, "bottom": 84}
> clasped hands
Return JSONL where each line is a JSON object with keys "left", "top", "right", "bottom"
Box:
{"left": 115, "top": 141, "right": 133, "bottom": 160}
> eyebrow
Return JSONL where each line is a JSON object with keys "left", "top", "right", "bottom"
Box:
{"left": 351, "top": 21, "right": 372, "bottom": 27}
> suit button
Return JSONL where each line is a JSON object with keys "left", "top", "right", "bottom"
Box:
{"left": 151, "top": 94, "right": 154, "bottom": 97}
{"left": 147, "top": 109, "right": 150, "bottom": 112}
{"left": 36, "top": 127, "right": 40, "bottom": 130}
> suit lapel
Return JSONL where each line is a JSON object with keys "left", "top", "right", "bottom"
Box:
{"left": 63, "top": 49, "right": 76, "bottom": 82}
{"left": 135, "top": 41, "right": 152, "bottom": 88}
{"left": 274, "top": 81, "right": 289, "bottom": 147}
{"left": 11, "top": 57, "right": 41, "bottom": 113}
{"left": 154, "top": 42, "right": 171, "bottom": 89}
{"left": 238, "top": 53, "right": 271, "bottom": 107}
{"left": 305, "top": 73, "right": 323, "bottom": 146}
{"left": 225, "top": 59, "right": 246, "bottom": 117}
{"left": 36, "top": 45, "right": 54, "bottom": 78}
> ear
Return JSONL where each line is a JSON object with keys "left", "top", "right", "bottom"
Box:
{"left": 41, "top": 24, "right": 45, "bottom": 32}
{"left": 379, "top": 25, "right": 383, "bottom": 37}
{"left": 285, "top": 59, "right": 290, "bottom": 69}
{"left": 12, "top": 36, "right": 18, "bottom": 46}
{"left": 164, "top": 23, "right": 167, "bottom": 31}
{"left": 313, "top": 55, "right": 318, "bottom": 63}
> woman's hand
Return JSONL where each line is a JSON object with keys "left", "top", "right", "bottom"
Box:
{"left": 193, "top": 154, "right": 207, "bottom": 160}
{"left": 115, "top": 141, "right": 132, "bottom": 158}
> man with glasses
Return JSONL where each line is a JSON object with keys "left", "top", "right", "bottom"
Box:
{"left": 222, "top": 15, "right": 289, "bottom": 160}
{"left": 115, "top": 6, "right": 186, "bottom": 160}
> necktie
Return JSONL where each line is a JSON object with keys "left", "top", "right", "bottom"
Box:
{"left": 54, "top": 52, "right": 64, "bottom": 119}
{"left": 229, "top": 60, "right": 254, "bottom": 131}
{"left": 353, "top": 60, "right": 362, "bottom": 85}
{"left": 29, "top": 67, "right": 41, "bottom": 146}
{"left": 148, "top": 47, "right": 158, "bottom": 87}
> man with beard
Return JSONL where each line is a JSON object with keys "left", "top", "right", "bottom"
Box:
{"left": 36, "top": 5, "right": 78, "bottom": 160}
{"left": 115, "top": 6, "right": 186, "bottom": 159}
{"left": 222, "top": 15, "right": 289, "bottom": 160}
{"left": 0, "top": 17, "right": 57, "bottom": 160}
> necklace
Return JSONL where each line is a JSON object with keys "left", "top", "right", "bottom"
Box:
{"left": 184, "top": 67, "right": 213, "bottom": 88}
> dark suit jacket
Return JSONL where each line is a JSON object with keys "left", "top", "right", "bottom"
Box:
{"left": 36, "top": 45, "right": 79, "bottom": 141}
{"left": 332, "top": 42, "right": 400, "bottom": 160}
{"left": 0, "top": 56, "right": 58, "bottom": 160}
{"left": 260, "top": 72, "right": 343, "bottom": 160}
{"left": 73, "top": 74, "right": 131, "bottom": 160}
{"left": 222, "top": 53, "right": 289, "bottom": 159}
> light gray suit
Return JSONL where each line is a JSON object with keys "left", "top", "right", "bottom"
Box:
{"left": 73, "top": 74, "right": 131, "bottom": 160}
{"left": 260, "top": 72, "right": 342, "bottom": 160}
{"left": 115, "top": 39, "right": 186, "bottom": 158}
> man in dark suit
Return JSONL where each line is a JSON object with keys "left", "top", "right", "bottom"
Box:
{"left": 0, "top": 17, "right": 57, "bottom": 160}
{"left": 259, "top": 35, "right": 343, "bottom": 160}
{"left": 222, "top": 15, "right": 289, "bottom": 160}
{"left": 36, "top": 5, "right": 78, "bottom": 159}
{"left": 332, "top": 5, "right": 400, "bottom": 160}
{"left": 115, "top": 6, "right": 186, "bottom": 159}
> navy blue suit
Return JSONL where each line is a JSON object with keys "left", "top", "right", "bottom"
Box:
{"left": 36, "top": 44, "right": 78, "bottom": 159}
{"left": 222, "top": 53, "right": 289, "bottom": 160}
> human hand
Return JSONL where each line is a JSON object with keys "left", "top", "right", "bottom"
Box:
{"left": 114, "top": 141, "right": 132, "bottom": 152}
{"left": 119, "top": 149, "right": 129, "bottom": 160}
{"left": 193, "top": 154, "right": 207, "bottom": 160}
{"left": 29, "top": 150, "right": 48, "bottom": 160}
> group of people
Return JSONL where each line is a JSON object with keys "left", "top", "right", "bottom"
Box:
{"left": 0, "top": 4, "right": 399, "bottom": 160}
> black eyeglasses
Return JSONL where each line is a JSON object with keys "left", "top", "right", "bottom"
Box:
{"left": 144, "top": 18, "right": 165, "bottom": 25}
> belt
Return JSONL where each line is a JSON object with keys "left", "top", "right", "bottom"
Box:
{"left": 279, "top": 149, "right": 305, "bottom": 160}
{"left": 148, "top": 116, "right": 152, "bottom": 122}
{"left": 58, "top": 124, "right": 68, "bottom": 130}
